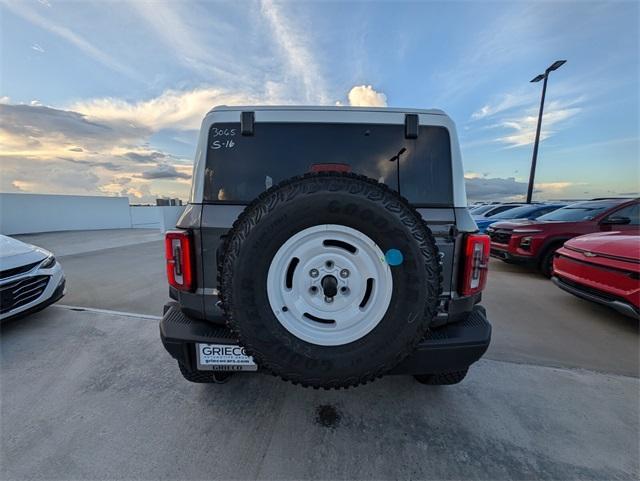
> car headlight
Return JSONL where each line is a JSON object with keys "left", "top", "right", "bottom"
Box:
{"left": 520, "top": 237, "right": 532, "bottom": 249}
{"left": 40, "top": 255, "right": 56, "bottom": 269}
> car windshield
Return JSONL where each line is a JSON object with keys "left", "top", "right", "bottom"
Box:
{"left": 470, "top": 205, "right": 497, "bottom": 215}
{"left": 489, "top": 205, "right": 540, "bottom": 220}
{"left": 204, "top": 122, "right": 453, "bottom": 206}
{"left": 537, "top": 201, "right": 620, "bottom": 221}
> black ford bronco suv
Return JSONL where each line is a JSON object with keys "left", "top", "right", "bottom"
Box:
{"left": 160, "top": 106, "right": 491, "bottom": 389}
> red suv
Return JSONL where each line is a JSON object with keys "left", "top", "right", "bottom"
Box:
{"left": 552, "top": 232, "right": 639, "bottom": 318}
{"left": 487, "top": 198, "right": 639, "bottom": 276}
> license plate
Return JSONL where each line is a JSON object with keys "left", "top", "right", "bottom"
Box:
{"left": 196, "top": 343, "right": 258, "bottom": 371}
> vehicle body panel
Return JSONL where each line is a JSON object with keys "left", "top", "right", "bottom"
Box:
{"left": 0, "top": 235, "right": 66, "bottom": 321}
{"left": 475, "top": 204, "right": 566, "bottom": 233}
{"left": 177, "top": 106, "right": 479, "bottom": 325}
{"left": 488, "top": 199, "right": 639, "bottom": 265}
{"left": 553, "top": 231, "right": 640, "bottom": 317}
{"left": 190, "top": 106, "right": 468, "bottom": 208}
{"left": 163, "top": 106, "right": 491, "bottom": 381}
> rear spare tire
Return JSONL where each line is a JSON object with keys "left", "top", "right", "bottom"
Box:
{"left": 218, "top": 173, "right": 441, "bottom": 388}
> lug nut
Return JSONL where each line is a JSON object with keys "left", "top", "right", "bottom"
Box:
{"left": 339, "top": 269, "right": 349, "bottom": 278}
{"left": 309, "top": 268, "right": 319, "bottom": 278}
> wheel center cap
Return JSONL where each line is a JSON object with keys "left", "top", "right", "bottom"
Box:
{"left": 320, "top": 275, "right": 338, "bottom": 298}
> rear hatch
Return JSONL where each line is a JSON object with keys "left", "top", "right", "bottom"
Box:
{"left": 196, "top": 120, "right": 460, "bottom": 318}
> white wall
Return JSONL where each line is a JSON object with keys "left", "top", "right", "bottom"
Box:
{"left": 0, "top": 193, "right": 131, "bottom": 235}
{"left": 130, "top": 206, "right": 162, "bottom": 229}
{"left": 158, "top": 206, "right": 186, "bottom": 232}
{"left": 130, "top": 206, "right": 185, "bottom": 231}
{"left": 0, "top": 193, "right": 186, "bottom": 235}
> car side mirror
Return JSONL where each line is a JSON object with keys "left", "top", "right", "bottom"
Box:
{"left": 601, "top": 216, "right": 631, "bottom": 225}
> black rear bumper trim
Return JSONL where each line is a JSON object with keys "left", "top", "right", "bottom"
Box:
{"left": 160, "top": 302, "right": 491, "bottom": 375}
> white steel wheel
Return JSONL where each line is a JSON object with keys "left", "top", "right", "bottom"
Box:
{"left": 266, "top": 224, "right": 393, "bottom": 346}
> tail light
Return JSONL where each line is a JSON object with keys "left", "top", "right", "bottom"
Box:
{"left": 165, "top": 230, "right": 194, "bottom": 291}
{"left": 460, "top": 233, "right": 490, "bottom": 296}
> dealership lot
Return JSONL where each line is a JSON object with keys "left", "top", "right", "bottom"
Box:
{"left": 2, "top": 230, "right": 639, "bottom": 479}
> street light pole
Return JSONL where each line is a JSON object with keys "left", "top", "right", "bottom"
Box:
{"left": 526, "top": 60, "right": 566, "bottom": 203}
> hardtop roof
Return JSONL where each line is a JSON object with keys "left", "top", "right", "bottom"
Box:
{"left": 207, "top": 105, "right": 447, "bottom": 117}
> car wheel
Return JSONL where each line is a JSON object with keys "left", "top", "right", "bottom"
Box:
{"left": 218, "top": 172, "right": 442, "bottom": 389}
{"left": 540, "top": 246, "right": 560, "bottom": 278}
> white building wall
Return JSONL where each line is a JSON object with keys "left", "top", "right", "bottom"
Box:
{"left": 130, "top": 206, "right": 185, "bottom": 231}
{"left": 0, "top": 193, "right": 131, "bottom": 235}
{"left": 0, "top": 193, "right": 187, "bottom": 235}
{"left": 130, "top": 206, "right": 162, "bottom": 229}
{"left": 158, "top": 206, "right": 186, "bottom": 232}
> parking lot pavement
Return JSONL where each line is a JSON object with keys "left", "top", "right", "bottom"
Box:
{"left": 17, "top": 230, "right": 169, "bottom": 316}
{"left": 485, "top": 259, "right": 639, "bottom": 377}
{"left": 16, "top": 229, "right": 163, "bottom": 258}
{"left": 1, "top": 306, "right": 638, "bottom": 480}
{"left": 56, "top": 240, "right": 169, "bottom": 316}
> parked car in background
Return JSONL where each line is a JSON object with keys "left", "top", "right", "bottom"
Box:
{"left": 488, "top": 198, "right": 639, "bottom": 276}
{"left": 0, "top": 235, "right": 65, "bottom": 322}
{"left": 475, "top": 203, "right": 566, "bottom": 233}
{"left": 552, "top": 231, "right": 639, "bottom": 319}
{"left": 472, "top": 203, "right": 525, "bottom": 219}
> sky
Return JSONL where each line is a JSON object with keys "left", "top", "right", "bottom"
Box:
{"left": 1, "top": 0, "right": 638, "bottom": 204}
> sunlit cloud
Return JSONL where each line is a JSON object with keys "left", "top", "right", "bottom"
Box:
{"left": 69, "top": 87, "right": 265, "bottom": 132}
{"left": 341, "top": 85, "right": 388, "bottom": 107}
{"left": 0, "top": 101, "right": 191, "bottom": 203}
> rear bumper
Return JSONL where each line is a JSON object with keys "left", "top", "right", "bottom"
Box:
{"left": 552, "top": 276, "right": 639, "bottom": 319}
{"left": 160, "top": 302, "right": 492, "bottom": 376}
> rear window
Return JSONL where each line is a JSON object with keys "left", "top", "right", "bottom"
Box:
{"left": 203, "top": 122, "right": 453, "bottom": 206}
{"left": 537, "top": 200, "right": 623, "bottom": 221}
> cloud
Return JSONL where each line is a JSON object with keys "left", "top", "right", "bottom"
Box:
{"left": 70, "top": 87, "right": 264, "bottom": 132}
{"left": 128, "top": 2, "right": 236, "bottom": 82}
{"left": 0, "top": 101, "right": 191, "bottom": 203}
{"left": 2, "top": 1, "right": 143, "bottom": 82}
{"left": 465, "top": 174, "right": 578, "bottom": 201}
{"left": 31, "top": 43, "right": 45, "bottom": 53}
{"left": 260, "top": 0, "right": 328, "bottom": 103}
{"left": 465, "top": 176, "right": 528, "bottom": 200}
{"left": 121, "top": 151, "right": 173, "bottom": 163}
{"left": 0, "top": 103, "right": 146, "bottom": 156}
{"left": 342, "top": 85, "right": 388, "bottom": 107}
{"left": 471, "top": 90, "right": 536, "bottom": 120}
{"left": 140, "top": 164, "right": 191, "bottom": 180}
{"left": 497, "top": 101, "right": 582, "bottom": 147}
